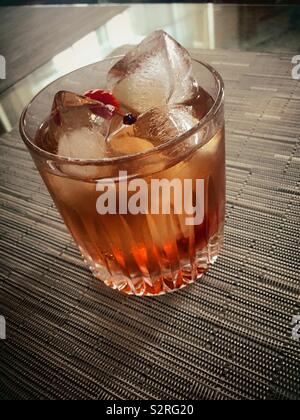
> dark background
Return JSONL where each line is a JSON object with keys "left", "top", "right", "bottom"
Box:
{"left": 1, "top": 0, "right": 300, "bottom": 5}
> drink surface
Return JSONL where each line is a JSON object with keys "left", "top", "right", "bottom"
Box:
{"left": 35, "top": 88, "right": 225, "bottom": 295}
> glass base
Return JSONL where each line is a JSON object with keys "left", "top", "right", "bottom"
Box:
{"left": 83, "top": 230, "right": 223, "bottom": 297}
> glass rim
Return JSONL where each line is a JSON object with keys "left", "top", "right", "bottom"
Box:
{"left": 19, "top": 55, "right": 224, "bottom": 167}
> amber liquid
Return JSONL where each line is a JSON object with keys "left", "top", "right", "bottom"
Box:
{"left": 37, "top": 92, "right": 225, "bottom": 295}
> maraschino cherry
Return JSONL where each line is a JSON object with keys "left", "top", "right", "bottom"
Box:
{"left": 84, "top": 89, "right": 120, "bottom": 109}
{"left": 84, "top": 89, "right": 137, "bottom": 125}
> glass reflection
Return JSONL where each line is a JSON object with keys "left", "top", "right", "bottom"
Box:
{"left": 0, "top": 3, "right": 299, "bottom": 135}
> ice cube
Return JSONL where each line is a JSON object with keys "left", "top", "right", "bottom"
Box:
{"left": 50, "top": 90, "right": 115, "bottom": 133}
{"left": 133, "top": 105, "right": 200, "bottom": 146}
{"left": 40, "top": 91, "right": 115, "bottom": 155}
{"left": 35, "top": 91, "right": 119, "bottom": 179}
{"left": 58, "top": 127, "right": 106, "bottom": 178}
{"left": 108, "top": 125, "right": 154, "bottom": 156}
{"left": 107, "top": 30, "right": 198, "bottom": 114}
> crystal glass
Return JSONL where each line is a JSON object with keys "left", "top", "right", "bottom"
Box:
{"left": 20, "top": 56, "right": 225, "bottom": 296}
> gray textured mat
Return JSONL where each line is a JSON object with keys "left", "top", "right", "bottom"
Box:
{"left": 0, "top": 49, "right": 300, "bottom": 400}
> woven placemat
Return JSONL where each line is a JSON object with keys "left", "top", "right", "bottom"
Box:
{"left": 0, "top": 49, "right": 300, "bottom": 400}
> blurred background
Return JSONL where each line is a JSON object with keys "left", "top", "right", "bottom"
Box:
{"left": 0, "top": 2, "right": 300, "bottom": 134}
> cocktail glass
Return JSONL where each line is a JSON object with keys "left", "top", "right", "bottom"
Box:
{"left": 20, "top": 56, "right": 225, "bottom": 296}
